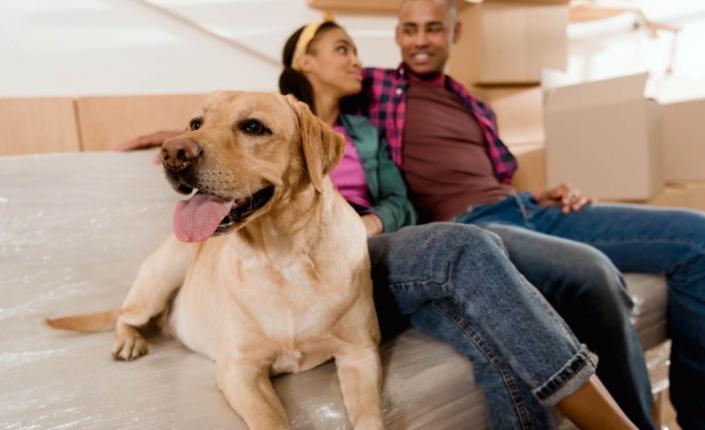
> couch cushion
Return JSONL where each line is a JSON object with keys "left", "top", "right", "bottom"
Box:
{"left": 625, "top": 273, "right": 669, "bottom": 350}
{"left": 0, "top": 151, "right": 668, "bottom": 429}
{"left": 0, "top": 151, "right": 489, "bottom": 429}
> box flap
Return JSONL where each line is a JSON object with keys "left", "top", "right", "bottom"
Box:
{"left": 544, "top": 73, "right": 649, "bottom": 112}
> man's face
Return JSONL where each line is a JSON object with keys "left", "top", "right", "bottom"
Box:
{"left": 396, "top": 0, "right": 460, "bottom": 75}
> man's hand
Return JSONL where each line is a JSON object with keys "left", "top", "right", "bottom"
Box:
{"left": 532, "top": 183, "right": 596, "bottom": 214}
{"left": 114, "top": 130, "right": 182, "bottom": 152}
{"left": 361, "top": 214, "right": 384, "bottom": 236}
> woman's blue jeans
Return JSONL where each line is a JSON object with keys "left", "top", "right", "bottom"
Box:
{"left": 457, "top": 192, "right": 705, "bottom": 430}
{"left": 368, "top": 223, "right": 597, "bottom": 429}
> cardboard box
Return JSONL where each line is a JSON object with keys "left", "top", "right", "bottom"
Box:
{"left": 510, "top": 143, "right": 546, "bottom": 194}
{"left": 471, "top": 85, "right": 544, "bottom": 147}
{"left": 640, "top": 186, "right": 690, "bottom": 209}
{"left": 307, "top": 0, "right": 401, "bottom": 12}
{"left": 544, "top": 73, "right": 662, "bottom": 200}
{"left": 662, "top": 181, "right": 705, "bottom": 211}
{"left": 619, "top": 182, "right": 705, "bottom": 212}
{"left": 448, "top": 0, "right": 569, "bottom": 85}
{"left": 659, "top": 97, "right": 705, "bottom": 182}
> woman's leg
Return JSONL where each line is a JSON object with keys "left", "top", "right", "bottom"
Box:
{"left": 409, "top": 299, "right": 557, "bottom": 429}
{"left": 521, "top": 198, "right": 705, "bottom": 430}
{"left": 368, "top": 223, "right": 602, "bottom": 428}
{"left": 557, "top": 375, "right": 636, "bottom": 430}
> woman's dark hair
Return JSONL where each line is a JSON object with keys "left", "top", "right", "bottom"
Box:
{"left": 278, "top": 22, "right": 340, "bottom": 114}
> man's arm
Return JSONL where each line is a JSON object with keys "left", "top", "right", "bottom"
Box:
{"left": 114, "top": 129, "right": 183, "bottom": 152}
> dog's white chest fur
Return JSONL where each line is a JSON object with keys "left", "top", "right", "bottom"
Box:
{"left": 171, "top": 239, "right": 356, "bottom": 367}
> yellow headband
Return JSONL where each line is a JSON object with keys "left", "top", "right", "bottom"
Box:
{"left": 292, "top": 12, "right": 335, "bottom": 72}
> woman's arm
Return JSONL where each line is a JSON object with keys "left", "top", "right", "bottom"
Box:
{"left": 366, "top": 133, "right": 416, "bottom": 234}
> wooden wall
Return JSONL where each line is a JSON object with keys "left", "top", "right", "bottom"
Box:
{"left": 0, "top": 94, "right": 205, "bottom": 155}
{"left": 76, "top": 94, "right": 205, "bottom": 151}
{"left": 0, "top": 98, "right": 82, "bottom": 155}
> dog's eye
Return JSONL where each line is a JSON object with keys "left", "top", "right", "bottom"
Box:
{"left": 190, "top": 118, "right": 202, "bottom": 131}
{"left": 239, "top": 119, "right": 270, "bottom": 136}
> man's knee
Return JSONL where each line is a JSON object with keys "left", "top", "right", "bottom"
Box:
{"left": 567, "top": 247, "right": 629, "bottom": 294}
{"left": 512, "top": 239, "right": 634, "bottom": 316}
{"left": 671, "top": 210, "right": 705, "bottom": 262}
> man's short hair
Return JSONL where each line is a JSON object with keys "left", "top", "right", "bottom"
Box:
{"left": 399, "top": 0, "right": 458, "bottom": 24}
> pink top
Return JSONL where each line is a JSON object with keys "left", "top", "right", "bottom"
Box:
{"left": 329, "top": 124, "right": 373, "bottom": 209}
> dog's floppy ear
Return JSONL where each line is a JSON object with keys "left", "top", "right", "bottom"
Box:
{"left": 285, "top": 95, "right": 345, "bottom": 193}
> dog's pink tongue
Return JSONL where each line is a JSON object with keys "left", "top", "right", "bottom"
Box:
{"left": 173, "top": 193, "right": 233, "bottom": 242}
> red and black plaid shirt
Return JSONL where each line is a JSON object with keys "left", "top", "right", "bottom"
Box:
{"left": 359, "top": 64, "right": 517, "bottom": 184}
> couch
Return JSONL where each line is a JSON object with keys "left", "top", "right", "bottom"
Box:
{"left": 0, "top": 150, "right": 670, "bottom": 429}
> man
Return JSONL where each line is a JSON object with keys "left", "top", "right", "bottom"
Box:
{"left": 355, "top": 0, "right": 705, "bottom": 429}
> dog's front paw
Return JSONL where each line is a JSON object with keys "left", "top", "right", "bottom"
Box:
{"left": 353, "top": 415, "right": 384, "bottom": 430}
{"left": 112, "top": 325, "right": 149, "bottom": 361}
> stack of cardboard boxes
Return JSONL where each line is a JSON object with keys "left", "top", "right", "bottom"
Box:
{"left": 653, "top": 79, "right": 705, "bottom": 210}
{"left": 446, "top": 0, "right": 570, "bottom": 195}
{"left": 542, "top": 72, "right": 662, "bottom": 201}
{"left": 541, "top": 73, "right": 705, "bottom": 210}
{"left": 447, "top": 0, "right": 705, "bottom": 211}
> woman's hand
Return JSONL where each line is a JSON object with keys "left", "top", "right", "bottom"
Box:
{"left": 361, "top": 214, "right": 383, "bottom": 236}
{"left": 532, "top": 183, "right": 596, "bottom": 214}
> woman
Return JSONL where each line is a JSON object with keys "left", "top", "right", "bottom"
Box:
{"left": 279, "top": 18, "right": 638, "bottom": 430}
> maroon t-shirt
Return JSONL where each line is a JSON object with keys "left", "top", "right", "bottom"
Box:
{"left": 402, "top": 74, "right": 512, "bottom": 222}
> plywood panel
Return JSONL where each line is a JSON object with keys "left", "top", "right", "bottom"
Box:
{"left": 76, "top": 94, "right": 206, "bottom": 151}
{"left": 0, "top": 97, "right": 81, "bottom": 155}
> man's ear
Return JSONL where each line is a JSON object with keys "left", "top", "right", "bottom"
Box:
{"left": 395, "top": 24, "right": 403, "bottom": 47}
{"left": 284, "top": 95, "right": 345, "bottom": 193}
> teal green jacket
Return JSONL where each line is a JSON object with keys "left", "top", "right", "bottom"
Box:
{"left": 340, "top": 114, "right": 416, "bottom": 233}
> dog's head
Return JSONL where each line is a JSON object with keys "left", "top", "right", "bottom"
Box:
{"left": 162, "top": 91, "right": 344, "bottom": 243}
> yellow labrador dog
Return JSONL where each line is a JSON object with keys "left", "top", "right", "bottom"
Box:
{"left": 47, "top": 91, "right": 384, "bottom": 430}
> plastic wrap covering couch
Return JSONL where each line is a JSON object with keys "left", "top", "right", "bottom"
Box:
{"left": 0, "top": 151, "right": 669, "bottom": 429}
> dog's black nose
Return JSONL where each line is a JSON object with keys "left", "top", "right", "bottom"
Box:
{"left": 162, "top": 138, "right": 202, "bottom": 172}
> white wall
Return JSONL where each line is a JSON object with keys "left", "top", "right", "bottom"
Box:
{"left": 566, "top": 0, "right": 705, "bottom": 84}
{"left": 1, "top": 0, "right": 704, "bottom": 98}
{"left": 0, "top": 0, "right": 400, "bottom": 97}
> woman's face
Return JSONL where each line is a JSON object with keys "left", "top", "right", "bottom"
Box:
{"left": 303, "top": 27, "right": 362, "bottom": 99}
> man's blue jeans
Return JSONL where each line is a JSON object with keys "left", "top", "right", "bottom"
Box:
{"left": 457, "top": 192, "right": 705, "bottom": 430}
{"left": 368, "top": 223, "right": 597, "bottom": 429}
